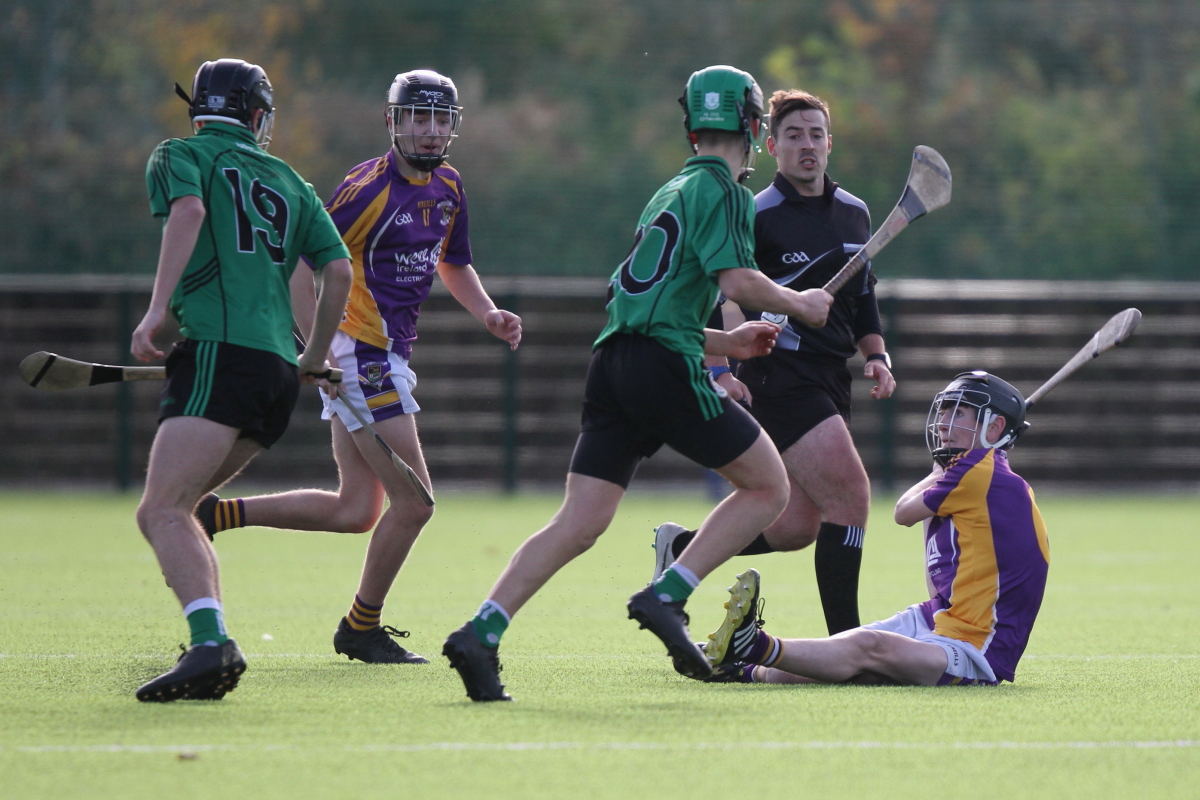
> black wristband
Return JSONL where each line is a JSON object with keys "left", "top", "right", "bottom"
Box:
{"left": 865, "top": 352, "right": 892, "bottom": 371}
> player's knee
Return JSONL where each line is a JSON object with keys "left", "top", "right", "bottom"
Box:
{"left": 849, "top": 629, "right": 892, "bottom": 667}
{"left": 820, "top": 477, "right": 870, "bottom": 527}
{"left": 135, "top": 502, "right": 190, "bottom": 543}
{"left": 339, "top": 508, "right": 381, "bottom": 534}
{"left": 776, "top": 526, "right": 819, "bottom": 551}
{"left": 408, "top": 501, "right": 435, "bottom": 530}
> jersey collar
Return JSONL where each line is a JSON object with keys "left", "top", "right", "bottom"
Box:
{"left": 684, "top": 155, "right": 734, "bottom": 178}
{"left": 772, "top": 171, "right": 837, "bottom": 204}
{"left": 195, "top": 121, "right": 259, "bottom": 147}
{"left": 385, "top": 148, "right": 434, "bottom": 186}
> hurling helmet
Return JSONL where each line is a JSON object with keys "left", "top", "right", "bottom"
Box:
{"left": 178, "top": 59, "right": 275, "bottom": 148}
{"left": 926, "top": 371, "right": 1030, "bottom": 466}
{"left": 679, "top": 65, "right": 765, "bottom": 182}
{"left": 387, "top": 70, "right": 462, "bottom": 171}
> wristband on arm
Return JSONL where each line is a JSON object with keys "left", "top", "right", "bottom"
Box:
{"left": 865, "top": 352, "right": 892, "bottom": 371}
{"left": 708, "top": 365, "right": 732, "bottom": 379}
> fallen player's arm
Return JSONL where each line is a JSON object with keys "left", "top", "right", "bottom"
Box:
{"left": 894, "top": 467, "right": 944, "bottom": 526}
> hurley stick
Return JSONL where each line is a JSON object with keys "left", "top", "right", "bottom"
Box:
{"left": 1024, "top": 308, "right": 1142, "bottom": 409}
{"left": 823, "top": 146, "right": 952, "bottom": 296}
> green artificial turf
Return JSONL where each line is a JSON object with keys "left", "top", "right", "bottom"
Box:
{"left": 1, "top": 491, "right": 1197, "bottom": 799}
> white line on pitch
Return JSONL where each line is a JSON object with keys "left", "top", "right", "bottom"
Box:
{"left": 3, "top": 740, "right": 1197, "bottom": 755}
{"left": 3, "top": 653, "right": 1198, "bottom": 660}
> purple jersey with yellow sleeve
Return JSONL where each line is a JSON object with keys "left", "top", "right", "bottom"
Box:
{"left": 920, "top": 449, "right": 1050, "bottom": 682}
{"left": 324, "top": 148, "right": 472, "bottom": 358}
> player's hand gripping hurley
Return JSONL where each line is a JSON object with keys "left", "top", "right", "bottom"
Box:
{"left": 823, "top": 145, "right": 953, "bottom": 296}
{"left": 1025, "top": 308, "right": 1141, "bottom": 409}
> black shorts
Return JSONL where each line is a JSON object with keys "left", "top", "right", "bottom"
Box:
{"left": 737, "top": 354, "right": 852, "bottom": 453}
{"left": 568, "top": 334, "right": 762, "bottom": 488}
{"left": 158, "top": 339, "right": 300, "bottom": 448}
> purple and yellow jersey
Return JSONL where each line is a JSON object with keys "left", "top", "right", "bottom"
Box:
{"left": 920, "top": 449, "right": 1050, "bottom": 682}
{"left": 324, "top": 149, "right": 472, "bottom": 359}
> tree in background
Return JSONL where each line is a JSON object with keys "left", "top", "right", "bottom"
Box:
{"left": 2, "top": 0, "right": 1199, "bottom": 279}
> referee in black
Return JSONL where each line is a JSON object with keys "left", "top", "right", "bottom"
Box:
{"left": 655, "top": 89, "right": 893, "bottom": 635}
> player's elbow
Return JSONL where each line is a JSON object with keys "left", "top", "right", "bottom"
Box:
{"left": 716, "top": 268, "right": 757, "bottom": 305}
{"left": 168, "top": 195, "right": 206, "bottom": 225}
{"left": 893, "top": 500, "right": 927, "bottom": 527}
{"left": 320, "top": 259, "right": 353, "bottom": 297}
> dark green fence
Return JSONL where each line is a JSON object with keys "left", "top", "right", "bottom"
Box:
{"left": 3, "top": 276, "right": 1199, "bottom": 493}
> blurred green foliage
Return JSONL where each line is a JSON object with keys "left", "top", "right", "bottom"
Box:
{"left": 2, "top": 0, "right": 1198, "bottom": 278}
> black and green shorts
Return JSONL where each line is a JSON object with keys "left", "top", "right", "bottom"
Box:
{"left": 568, "top": 333, "right": 762, "bottom": 488}
{"left": 158, "top": 339, "right": 300, "bottom": 448}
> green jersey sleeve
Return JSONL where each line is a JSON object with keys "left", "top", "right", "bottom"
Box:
{"left": 296, "top": 182, "right": 351, "bottom": 269}
{"left": 145, "top": 139, "right": 203, "bottom": 218}
{"left": 694, "top": 176, "right": 757, "bottom": 277}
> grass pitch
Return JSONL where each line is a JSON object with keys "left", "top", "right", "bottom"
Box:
{"left": 1, "top": 490, "right": 1198, "bottom": 799}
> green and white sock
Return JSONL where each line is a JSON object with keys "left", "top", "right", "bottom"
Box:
{"left": 183, "top": 598, "right": 229, "bottom": 647}
{"left": 652, "top": 563, "right": 700, "bottom": 603}
{"left": 470, "top": 599, "right": 510, "bottom": 648}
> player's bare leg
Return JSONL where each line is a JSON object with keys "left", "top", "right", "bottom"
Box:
{"left": 320, "top": 411, "right": 435, "bottom": 663}
{"left": 135, "top": 415, "right": 249, "bottom": 702}
{"left": 138, "top": 416, "right": 244, "bottom": 605}
{"left": 202, "top": 437, "right": 265, "bottom": 496}
{"left": 487, "top": 473, "right": 625, "bottom": 615}
{"left": 751, "top": 629, "right": 947, "bottom": 686}
{"left": 768, "top": 415, "right": 870, "bottom": 633}
{"left": 443, "top": 473, "right": 623, "bottom": 701}
{"left": 346, "top": 411, "right": 435, "bottom": 603}
{"left": 766, "top": 414, "right": 869, "bottom": 549}
{"left": 673, "top": 429, "right": 789, "bottom": 579}
{"left": 225, "top": 418, "right": 385, "bottom": 533}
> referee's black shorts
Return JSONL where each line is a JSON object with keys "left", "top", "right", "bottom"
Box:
{"left": 158, "top": 339, "right": 300, "bottom": 448}
{"left": 737, "top": 353, "right": 852, "bottom": 453}
{"left": 568, "top": 333, "right": 762, "bottom": 489}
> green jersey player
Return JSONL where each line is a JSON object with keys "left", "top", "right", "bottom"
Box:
{"left": 443, "top": 65, "right": 834, "bottom": 701}
{"left": 129, "top": 59, "right": 352, "bottom": 702}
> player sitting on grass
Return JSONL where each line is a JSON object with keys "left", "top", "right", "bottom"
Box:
{"left": 442, "top": 65, "right": 833, "bottom": 702}
{"left": 691, "top": 371, "right": 1048, "bottom": 686}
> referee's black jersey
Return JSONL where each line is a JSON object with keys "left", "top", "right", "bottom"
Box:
{"left": 746, "top": 172, "right": 883, "bottom": 361}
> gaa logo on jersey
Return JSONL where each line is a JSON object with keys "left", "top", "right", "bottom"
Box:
{"left": 704, "top": 92, "right": 720, "bottom": 110}
{"left": 365, "top": 363, "right": 385, "bottom": 386}
{"left": 782, "top": 252, "right": 810, "bottom": 264}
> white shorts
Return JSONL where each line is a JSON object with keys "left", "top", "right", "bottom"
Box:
{"left": 320, "top": 330, "right": 419, "bottom": 432}
{"left": 862, "top": 603, "right": 999, "bottom": 685}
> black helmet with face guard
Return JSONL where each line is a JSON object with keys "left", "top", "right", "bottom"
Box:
{"left": 386, "top": 70, "right": 462, "bottom": 171}
{"left": 926, "top": 371, "right": 1030, "bottom": 467}
{"left": 178, "top": 59, "right": 275, "bottom": 148}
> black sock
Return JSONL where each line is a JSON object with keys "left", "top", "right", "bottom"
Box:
{"left": 814, "top": 522, "right": 864, "bottom": 635}
{"left": 670, "top": 530, "right": 776, "bottom": 559}
{"left": 737, "top": 533, "right": 776, "bottom": 556}
{"left": 669, "top": 530, "right": 696, "bottom": 560}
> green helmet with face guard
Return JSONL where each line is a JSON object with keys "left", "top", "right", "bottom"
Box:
{"left": 678, "top": 65, "right": 766, "bottom": 182}
{"left": 926, "top": 371, "right": 1031, "bottom": 467}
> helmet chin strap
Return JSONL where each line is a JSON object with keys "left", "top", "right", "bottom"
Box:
{"left": 977, "top": 409, "right": 1013, "bottom": 449}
